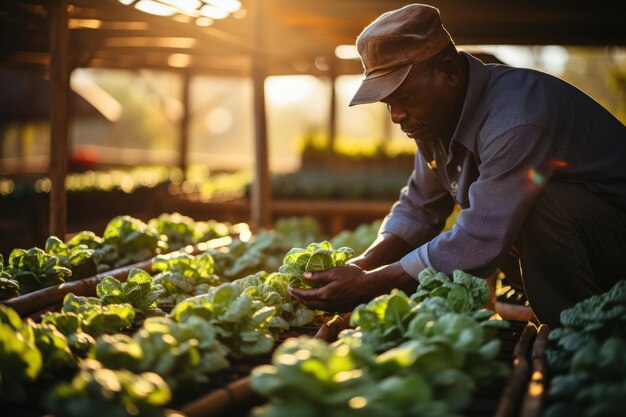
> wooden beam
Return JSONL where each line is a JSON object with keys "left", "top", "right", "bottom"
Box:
{"left": 48, "top": 0, "right": 70, "bottom": 239}
{"left": 179, "top": 70, "right": 191, "bottom": 179}
{"left": 250, "top": 0, "right": 271, "bottom": 230}
{"left": 70, "top": 0, "right": 257, "bottom": 53}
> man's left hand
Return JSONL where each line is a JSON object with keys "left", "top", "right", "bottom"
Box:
{"left": 288, "top": 261, "right": 417, "bottom": 312}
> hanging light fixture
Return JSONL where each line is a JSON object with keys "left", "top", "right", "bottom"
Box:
{"left": 118, "top": 0, "right": 243, "bottom": 26}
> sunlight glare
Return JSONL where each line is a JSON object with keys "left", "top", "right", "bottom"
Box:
{"left": 159, "top": 0, "right": 202, "bottom": 14}
{"left": 335, "top": 45, "right": 360, "bottom": 60}
{"left": 205, "top": 107, "right": 233, "bottom": 134}
{"left": 199, "top": 4, "right": 228, "bottom": 19}
{"left": 205, "top": 0, "right": 242, "bottom": 13}
{"left": 266, "top": 76, "right": 316, "bottom": 106}
{"left": 135, "top": 0, "right": 178, "bottom": 16}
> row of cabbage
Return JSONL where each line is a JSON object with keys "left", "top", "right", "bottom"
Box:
{"left": 544, "top": 280, "right": 625, "bottom": 417}
{"left": 0, "top": 213, "right": 380, "bottom": 302}
{"left": 0, "top": 238, "right": 360, "bottom": 416}
{"left": 250, "top": 267, "right": 509, "bottom": 417}
{"left": 0, "top": 213, "right": 239, "bottom": 300}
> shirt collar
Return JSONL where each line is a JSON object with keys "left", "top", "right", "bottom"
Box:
{"left": 448, "top": 52, "right": 491, "bottom": 151}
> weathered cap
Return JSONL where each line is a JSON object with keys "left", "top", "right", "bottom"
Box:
{"left": 350, "top": 4, "right": 452, "bottom": 106}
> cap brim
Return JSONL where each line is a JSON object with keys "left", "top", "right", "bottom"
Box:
{"left": 349, "top": 63, "right": 413, "bottom": 106}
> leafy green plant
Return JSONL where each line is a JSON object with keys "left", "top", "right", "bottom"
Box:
{"left": 236, "top": 271, "right": 319, "bottom": 328}
{"left": 208, "top": 226, "right": 329, "bottom": 282}
{"left": 347, "top": 289, "right": 417, "bottom": 352}
{"left": 148, "top": 212, "right": 199, "bottom": 250}
{"left": 152, "top": 251, "right": 220, "bottom": 306}
{"left": 91, "top": 316, "right": 229, "bottom": 391}
{"left": 0, "top": 305, "right": 43, "bottom": 403}
{"left": 93, "top": 215, "right": 168, "bottom": 272}
{"left": 411, "top": 268, "right": 491, "bottom": 313}
{"left": 45, "top": 359, "right": 171, "bottom": 417}
{"left": 0, "top": 255, "right": 19, "bottom": 300}
{"left": 5, "top": 247, "right": 72, "bottom": 295}
{"left": 96, "top": 268, "right": 165, "bottom": 322}
{"left": 30, "top": 321, "right": 77, "bottom": 377}
{"left": 209, "top": 231, "right": 296, "bottom": 280}
{"left": 545, "top": 280, "right": 626, "bottom": 417}
{"left": 0, "top": 276, "right": 19, "bottom": 300}
{"left": 171, "top": 282, "right": 277, "bottom": 357}
{"left": 45, "top": 236, "right": 97, "bottom": 280}
{"left": 148, "top": 213, "right": 235, "bottom": 250}
{"left": 280, "top": 241, "right": 354, "bottom": 288}
{"left": 0, "top": 236, "right": 96, "bottom": 299}
{"left": 43, "top": 293, "right": 135, "bottom": 339}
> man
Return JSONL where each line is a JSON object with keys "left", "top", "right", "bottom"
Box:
{"left": 288, "top": 3, "right": 626, "bottom": 328}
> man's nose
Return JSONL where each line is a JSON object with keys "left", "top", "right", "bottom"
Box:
{"left": 387, "top": 103, "right": 407, "bottom": 124}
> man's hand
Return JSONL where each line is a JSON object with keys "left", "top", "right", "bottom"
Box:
{"left": 288, "top": 261, "right": 418, "bottom": 313}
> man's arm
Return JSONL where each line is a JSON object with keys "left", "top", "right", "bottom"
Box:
{"left": 401, "top": 124, "right": 555, "bottom": 278}
{"left": 289, "top": 156, "right": 453, "bottom": 312}
{"left": 349, "top": 232, "right": 416, "bottom": 270}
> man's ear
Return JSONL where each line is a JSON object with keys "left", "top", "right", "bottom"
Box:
{"left": 437, "top": 56, "right": 460, "bottom": 86}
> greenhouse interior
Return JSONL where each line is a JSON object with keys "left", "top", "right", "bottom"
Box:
{"left": 1, "top": 1, "right": 625, "bottom": 417}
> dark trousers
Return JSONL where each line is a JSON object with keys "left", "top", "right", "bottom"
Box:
{"left": 512, "top": 182, "right": 626, "bottom": 328}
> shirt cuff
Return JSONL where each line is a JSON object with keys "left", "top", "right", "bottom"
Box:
{"left": 400, "top": 244, "right": 431, "bottom": 279}
{"left": 381, "top": 215, "right": 433, "bottom": 248}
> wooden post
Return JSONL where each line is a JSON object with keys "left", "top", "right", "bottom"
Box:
{"left": 48, "top": 0, "right": 70, "bottom": 239}
{"left": 328, "top": 60, "right": 337, "bottom": 151}
{"left": 250, "top": 0, "right": 271, "bottom": 230}
{"left": 179, "top": 70, "right": 191, "bottom": 180}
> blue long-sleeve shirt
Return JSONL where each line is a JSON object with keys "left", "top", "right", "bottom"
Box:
{"left": 381, "top": 52, "right": 626, "bottom": 279}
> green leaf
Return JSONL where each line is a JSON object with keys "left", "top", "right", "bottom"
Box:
{"left": 430, "top": 286, "right": 450, "bottom": 298}
{"left": 251, "top": 306, "right": 276, "bottom": 327}
{"left": 452, "top": 269, "right": 473, "bottom": 289}
{"left": 331, "top": 247, "right": 354, "bottom": 266}
{"left": 447, "top": 285, "right": 472, "bottom": 313}
{"left": 206, "top": 286, "right": 233, "bottom": 311}
{"left": 221, "top": 294, "right": 253, "bottom": 323}
{"left": 96, "top": 276, "right": 125, "bottom": 303}
{"left": 305, "top": 249, "right": 333, "bottom": 272}
{"left": 469, "top": 277, "right": 490, "bottom": 308}
{"left": 278, "top": 263, "right": 303, "bottom": 279}
{"left": 66, "top": 231, "right": 104, "bottom": 249}
{"left": 128, "top": 268, "right": 153, "bottom": 285}
{"left": 62, "top": 293, "right": 102, "bottom": 315}
{"left": 41, "top": 312, "right": 82, "bottom": 336}
{"left": 0, "top": 277, "right": 20, "bottom": 300}
{"left": 45, "top": 236, "right": 69, "bottom": 256}
{"left": 0, "top": 305, "right": 43, "bottom": 402}
{"left": 477, "top": 338, "right": 501, "bottom": 359}
{"left": 91, "top": 333, "right": 143, "bottom": 371}
{"left": 306, "top": 241, "right": 332, "bottom": 252}
{"left": 282, "top": 247, "right": 308, "bottom": 266}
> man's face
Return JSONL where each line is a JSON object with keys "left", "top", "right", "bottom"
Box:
{"left": 381, "top": 62, "right": 458, "bottom": 143}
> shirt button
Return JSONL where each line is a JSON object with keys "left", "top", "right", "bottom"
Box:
{"left": 456, "top": 165, "right": 462, "bottom": 172}
{"left": 450, "top": 181, "right": 458, "bottom": 191}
